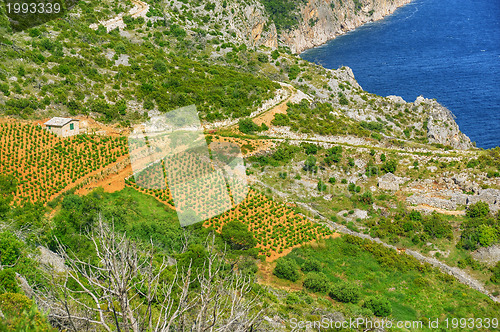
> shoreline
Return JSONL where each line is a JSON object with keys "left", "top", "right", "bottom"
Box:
{"left": 286, "top": 0, "right": 414, "bottom": 55}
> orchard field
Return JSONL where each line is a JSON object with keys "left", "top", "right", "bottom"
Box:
{"left": 0, "top": 121, "right": 128, "bottom": 204}
{"left": 206, "top": 190, "right": 334, "bottom": 259}
{"left": 0, "top": 118, "right": 333, "bottom": 260}
{"left": 127, "top": 168, "right": 333, "bottom": 260}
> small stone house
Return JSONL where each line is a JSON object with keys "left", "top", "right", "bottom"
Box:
{"left": 44, "top": 117, "right": 80, "bottom": 137}
{"left": 378, "top": 173, "right": 401, "bottom": 191}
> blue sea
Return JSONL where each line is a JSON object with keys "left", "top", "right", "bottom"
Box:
{"left": 301, "top": 0, "right": 500, "bottom": 149}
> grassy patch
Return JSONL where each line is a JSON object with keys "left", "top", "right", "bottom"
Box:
{"left": 283, "top": 236, "right": 499, "bottom": 324}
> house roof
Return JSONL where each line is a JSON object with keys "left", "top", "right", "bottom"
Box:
{"left": 44, "top": 117, "right": 79, "bottom": 127}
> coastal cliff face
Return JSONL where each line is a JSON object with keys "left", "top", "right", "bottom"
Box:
{"left": 280, "top": 0, "right": 413, "bottom": 53}
{"left": 421, "top": 97, "right": 473, "bottom": 150}
{"left": 233, "top": 3, "right": 278, "bottom": 49}
{"left": 213, "top": 0, "right": 412, "bottom": 53}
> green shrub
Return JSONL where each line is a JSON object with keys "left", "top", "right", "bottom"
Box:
{"left": 338, "top": 92, "right": 349, "bottom": 105}
{"left": 301, "top": 142, "right": 319, "bottom": 155}
{"left": 478, "top": 224, "right": 497, "bottom": 247}
{"left": 324, "top": 146, "right": 342, "bottom": 166}
{"left": 302, "top": 258, "right": 321, "bottom": 272}
{"left": 409, "top": 210, "right": 422, "bottom": 222}
{"left": 288, "top": 65, "right": 301, "bottom": 80}
{"left": 329, "top": 282, "right": 360, "bottom": 303}
{"left": 422, "top": 214, "right": 452, "bottom": 239}
{"left": 303, "top": 272, "right": 330, "bottom": 293}
{"left": 0, "top": 83, "right": 10, "bottom": 96}
{"left": 0, "top": 293, "right": 56, "bottom": 331}
{"left": 0, "top": 232, "right": 23, "bottom": 266}
{"left": 257, "top": 53, "right": 268, "bottom": 63}
{"left": 238, "top": 257, "right": 258, "bottom": 276}
{"left": 238, "top": 118, "right": 261, "bottom": 134}
{"left": 153, "top": 60, "right": 167, "bottom": 73}
{"left": 272, "top": 113, "right": 290, "bottom": 126}
{"left": 221, "top": 221, "right": 256, "bottom": 250}
{"left": 303, "top": 156, "right": 317, "bottom": 173}
{"left": 274, "top": 257, "right": 300, "bottom": 282}
{"left": 348, "top": 183, "right": 361, "bottom": 193}
{"left": 0, "top": 269, "right": 19, "bottom": 294}
{"left": 466, "top": 201, "right": 490, "bottom": 219}
{"left": 466, "top": 159, "right": 480, "bottom": 168}
{"left": 363, "top": 296, "right": 392, "bottom": 316}
{"left": 261, "top": 0, "right": 301, "bottom": 32}
{"left": 358, "top": 192, "right": 373, "bottom": 205}
{"left": 285, "top": 293, "right": 300, "bottom": 305}
{"left": 381, "top": 160, "right": 397, "bottom": 174}
{"left": 271, "top": 49, "right": 280, "bottom": 60}
{"left": 491, "top": 262, "right": 500, "bottom": 284}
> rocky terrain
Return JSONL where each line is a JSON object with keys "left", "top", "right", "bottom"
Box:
{"left": 158, "top": 0, "right": 413, "bottom": 54}
{"left": 0, "top": 1, "right": 499, "bottom": 330}
{"left": 280, "top": 0, "right": 413, "bottom": 53}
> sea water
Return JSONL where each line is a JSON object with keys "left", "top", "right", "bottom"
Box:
{"left": 301, "top": 0, "right": 500, "bottom": 148}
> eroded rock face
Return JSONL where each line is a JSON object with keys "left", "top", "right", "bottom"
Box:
{"left": 468, "top": 189, "right": 500, "bottom": 212}
{"left": 420, "top": 97, "right": 473, "bottom": 150}
{"left": 407, "top": 195, "right": 458, "bottom": 210}
{"left": 406, "top": 188, "right": 500, "bottom": 213}
{"left": 472, "top": 245, "right": 500, "bottom": 266}
{"left": 280, "top": 0, "right": 413, "bottom": 54}
{"left": 238, "top": 4, "right": 278, "bottom": 49}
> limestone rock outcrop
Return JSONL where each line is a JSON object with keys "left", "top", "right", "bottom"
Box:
{"left": 406, "top": 188, "right": 500, "bottom": 213}
{"left": 236, "top": 3, "right": 278, "bottom": 49}
{"left": 471, "top": 245, "right": 500, "bottom": 266}
{"left": 419, "top": 97, "right": 473, "bottom": 150}
{"left": 37, "top": 246, "right": 67, "bottom": 273}
{"left": 378, "top": 173, "right": 403, "bottom": 191}
{"left": 280, "top": 0, "right": 413, "bottom": 54}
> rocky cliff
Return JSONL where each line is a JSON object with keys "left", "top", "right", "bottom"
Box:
{"left": 206, "top": 0, "right": 413, "bottom": 53}
{"left": 420, "top": 97, "right": 473, "bottom": 149}
{"left": 280, "top": 0, "right": 413, "bottom": 53}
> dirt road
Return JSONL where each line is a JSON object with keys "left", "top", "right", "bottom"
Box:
{"left": 90, "top": 0, "right": 149, "bottom": 32}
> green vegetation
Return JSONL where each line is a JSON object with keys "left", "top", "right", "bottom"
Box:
{"left": 459, "top": 202, "right": 499, "bottom": 251}
{"left": 0, "top": 0, "right": 498, "bottom": 329}
{"left": 0, "top": 10, "right": 278, "bottom": 123}
{"left": 221, "top": 220, "right": 257, "bottom": 250}
{"left": 282, "top": 236, "right": 499, "bottom": 322}
{"left": 238, "top": 118, "right": 267, "bottom": 134}
{"left": 303, "top": 272, "right": 329, "bottom": 293}
{"left": 324, "top": 145, "right": 343, "bottom": 165}
{"left": 329, "top": 281, "right": 361, "bottom": 304}
{"left": 272, "top": 100, "right": 370, "bottom": 137}
{"left": 248, "top": 143, "right": 301, "bottom": 166}
{"left": 274, "top": 257, "right": 300, "bottom": 281}
{"left": 260, "top": 0, "right": 305, "bottom": 32}
{"left": 0, "top": 293, "right": 56, "bottom": 331}
{"left": 363, "top": 296, "right": 392, "bottom": 317}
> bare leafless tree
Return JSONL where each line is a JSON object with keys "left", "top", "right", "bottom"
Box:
{"left": 35, "top": 214, "right": 263, "bottom": 331}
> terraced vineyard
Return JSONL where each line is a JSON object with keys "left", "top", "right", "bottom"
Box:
{"left": 125, "top": 160, "right": 174, "bottom": 207}
{"left": 127, "top": 164, "right": 333, "bottom": 259}
{"left": 0, "top": 122, "right": 128, "bottom": 204}
{"left": 205, "top": 190, "right": 334, "bottom": 258}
